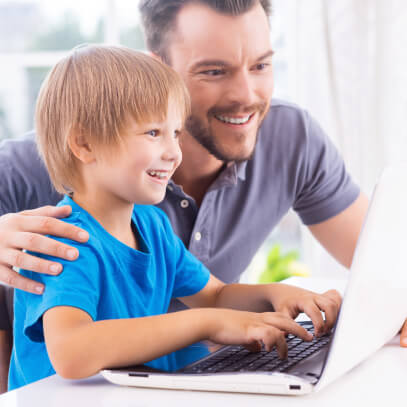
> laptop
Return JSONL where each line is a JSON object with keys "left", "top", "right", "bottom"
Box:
{"left": 101, "top": 164, "right": 407, "bottom": 395}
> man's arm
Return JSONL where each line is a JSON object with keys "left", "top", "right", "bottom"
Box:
{"left": 307, "top": 192, "right": 407, "bottom": 347}
{"left": 307, "top": 193, "right": 369, "bottom": 268}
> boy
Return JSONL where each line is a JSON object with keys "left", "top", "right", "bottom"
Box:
{"left": 9, "top": 45, "right": 340, "bottom": 390}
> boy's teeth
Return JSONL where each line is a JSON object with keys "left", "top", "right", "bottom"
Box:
{"left": 148, "top": 170, "right": 167, "bottom": 179}
{"left": 215, "top": 114, "right": 251, "bottom": 124}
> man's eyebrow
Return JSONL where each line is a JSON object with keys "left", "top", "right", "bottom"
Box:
{"left": 190, "top": 60, "right": 229, "bottom": 71}
{"left": 190, "top": 50, "right": 275, "bottom": 71}
{"left": 256, "top": 50, "right": 275, "bottom": 61}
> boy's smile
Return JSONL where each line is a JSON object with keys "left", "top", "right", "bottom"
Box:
{"left": 77, "top": 101, "right": 183, "bottom": 218}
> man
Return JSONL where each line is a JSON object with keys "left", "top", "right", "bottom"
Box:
{"left": 0, "top": 0, "right": 406, "bottom": 364}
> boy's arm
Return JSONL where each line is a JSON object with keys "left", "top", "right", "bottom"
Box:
{"left": 179, "top": 275, "right": 341, "bottom": 337}
{"left": 43, "top": 304, "right": 314, "bottom": 379}
{"left": 44, "top": 306, "right": 209, "bottom": 379}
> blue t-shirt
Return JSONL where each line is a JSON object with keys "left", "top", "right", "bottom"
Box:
{"left": 8, "top": 196, "right": 210, "bottom": 390}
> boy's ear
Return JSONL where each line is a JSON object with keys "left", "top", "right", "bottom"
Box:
{"left": 68, "top": 132, "right": 96, "bottom": 164}
{"left": 148, "top": 51, "right": 162, "bottom": 62}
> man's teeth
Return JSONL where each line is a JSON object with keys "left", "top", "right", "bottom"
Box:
{"left": 147, "top": 170, "right": 167, "bottom": 179}
{"left": 215, "top": 114, "right": 252, "bottom": 124}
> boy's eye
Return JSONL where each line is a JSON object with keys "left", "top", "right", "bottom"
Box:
{"left": 174, "top": 130, "right": 181, "bottom": 139}
{"left": 146, "top": 129, "right": 159, "bottom": 137}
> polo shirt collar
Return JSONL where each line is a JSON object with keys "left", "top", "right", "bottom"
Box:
{"left": 167, "top": 159, "right": 248, "bottom": 196}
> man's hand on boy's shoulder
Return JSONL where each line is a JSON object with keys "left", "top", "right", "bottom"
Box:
{"left": 0, "top": 205, "right": 89, "bottom": 294}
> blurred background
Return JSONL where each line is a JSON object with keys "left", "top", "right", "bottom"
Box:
{"left": 0, "top": 0, "right": 406, "bottom": 282}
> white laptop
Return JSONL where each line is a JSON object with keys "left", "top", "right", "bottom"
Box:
{"left": 102, "top": 164, "right": 407, "bottom": 395}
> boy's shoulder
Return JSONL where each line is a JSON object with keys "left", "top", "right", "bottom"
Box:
{"left": 133, "top": 204, "right": 170, "bottom": 226}
{"left": 132, "top": 204, "right": 174, "bottom": 240}
{"left": 54, "top": 196, "right": 106, "bottom": 253}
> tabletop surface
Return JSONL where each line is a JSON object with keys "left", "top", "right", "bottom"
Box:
{"left": 2, "top": 278, "right": 407, "bottom": 406}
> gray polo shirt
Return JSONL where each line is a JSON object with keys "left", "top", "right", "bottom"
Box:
{"left": 0, "top": 99, "right": 359, "bottom": 327}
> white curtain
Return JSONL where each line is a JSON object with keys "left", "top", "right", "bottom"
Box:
{"left": 275, "top": 0, "right": 407, "bottom": 276}
{"left": 294, "top": 0, "right": 407, "bottom": 191}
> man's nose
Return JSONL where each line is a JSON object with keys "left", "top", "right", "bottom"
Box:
{"left": 225, "top": 70, "right": 256, "bottom": 107}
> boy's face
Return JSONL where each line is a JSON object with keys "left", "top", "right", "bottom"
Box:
{"left": 94, "top": 103, "right": 183, "bottom": 205}
{"left": 167, "top": 2, "right": 274, "bottom": 162}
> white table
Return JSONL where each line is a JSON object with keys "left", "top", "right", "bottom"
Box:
{"left": 1, "top": 278, "right": 407, "bottom": 406}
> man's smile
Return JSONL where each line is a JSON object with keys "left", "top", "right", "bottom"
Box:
{"left": 213, "top": 112, "right": 256, "bottom": 127}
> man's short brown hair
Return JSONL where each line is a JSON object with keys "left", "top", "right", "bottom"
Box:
{"left": 35, "top": 45, "right": 190, "bottom": 194}
{"left": 139, "top": 0, "right": 272, "bottom": 63}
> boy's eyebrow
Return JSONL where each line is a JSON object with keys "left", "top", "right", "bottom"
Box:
{"left": 190, "top": 50, "right": 275, "bottom": 71}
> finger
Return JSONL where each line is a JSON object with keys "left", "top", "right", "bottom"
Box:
{"left": 322, "top": 289, "right": 342, "bottom": 308}
{"left": 273, "top": 331, "right": 288, "bottom": 359}
{"left": 314, "top": 296, "right": 339, "bottom": 333}
{"left": 262, "top": 313, "right": 313, "bottom": 341}
{"left": 0, "top": 248, "right": 65, "bottom": 275}
{"left": 0, "top": 264, "right": 44, "bottom": 294}
{"left": 20, "top": 205, "right": 72, "bottom": 219}
{"left": 244, "top": 341, "right": 262, "bottom": 353}
{"left": 10, "top": 215, "right": 88, "bottom": 243}
{"left": 302, "top": 303, "right": 325, "bottom": 337}
{"left": 400, "top": 319, "right": 407, "bottom": 348}
{"left": 8, "top": 232, "right": 81, "bottom": 263}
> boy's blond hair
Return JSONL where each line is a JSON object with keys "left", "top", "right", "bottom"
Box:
{"left": 35, "top": 45, "right": 190, "bottom": 194}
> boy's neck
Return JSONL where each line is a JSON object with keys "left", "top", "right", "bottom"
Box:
{"left": 72, "top": 190, "right": 138, "bottom": 250}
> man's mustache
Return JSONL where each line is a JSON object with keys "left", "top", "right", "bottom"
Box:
{"left": 207, "top": 102, "right": 267, "bottom": 117}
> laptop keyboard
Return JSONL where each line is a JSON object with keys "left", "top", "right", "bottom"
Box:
{"left": 182, "top": 321, "right": 331, "bottom": 374}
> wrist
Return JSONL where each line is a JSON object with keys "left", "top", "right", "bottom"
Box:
{"left": 190, "top": 308, "right": 219, "bottom": 341}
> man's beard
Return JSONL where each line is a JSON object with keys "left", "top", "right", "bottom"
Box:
{"left": 185, "top": 101, "right": 269, "bottom": 163}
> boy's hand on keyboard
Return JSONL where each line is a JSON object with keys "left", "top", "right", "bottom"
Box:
{"left": 206, "top": 309, "right": 313, "bottom": 359}
{"left": 267, "top": 285, "right": 342, "bottom": 337}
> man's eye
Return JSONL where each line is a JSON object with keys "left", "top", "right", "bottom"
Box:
{"left": 146, "top": 130, "right": 159, "bottom": 137}
{"left": 201, "top": 69, "right": 225, "bottom": 76}
{"left": 254, "top": 63, "right": 269, "bottom": 71}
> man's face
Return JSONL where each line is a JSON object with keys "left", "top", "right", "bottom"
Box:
{"left": 167, "top": 2, "right": 274, "bottom": 162}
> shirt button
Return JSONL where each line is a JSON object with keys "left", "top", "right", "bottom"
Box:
{"left": 180, "top": 199, "right": 189, "bottom": 208}
{"left": 194, "top": 232, "right": 202, "bottom": 241}
{"left": 167, "top": 185, "right": 174, "bottom": 191}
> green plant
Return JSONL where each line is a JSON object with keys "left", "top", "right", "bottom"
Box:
{"left": 258, "top": 244, "right": 310, "bottom": 283}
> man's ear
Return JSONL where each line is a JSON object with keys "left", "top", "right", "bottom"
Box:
{"left": 68, "top": 132, "right": 96, "bottom": 164}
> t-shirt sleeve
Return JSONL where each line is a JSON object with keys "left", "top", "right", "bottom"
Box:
{"left": 293, "top": 112, "right": 360, "bottom": 225}
{"left": 156, "top": 209, "right": 210, "bottom": 298}
{"left": 18, "top": 241, "right": 101, "bottom": 343}
{"left": 0, "top": 285, "right": 11, "bottom": 330}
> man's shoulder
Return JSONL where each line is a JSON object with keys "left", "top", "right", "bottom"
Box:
{"left": 258, "top": 99, "right": 325, "bottom": 148}
{"left": 262, "top": 98, "right": 310, "bottom": 128}
{"left": 0, "top": 132, "right": 61, "bottom": 214}
{"left": 0, "top": 132, "right": 38, "bottom": 163}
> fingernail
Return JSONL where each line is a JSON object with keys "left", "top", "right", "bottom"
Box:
{"left": 50, "top": 264, "right": 61, "bottom": 274}
{"left": 67, "top": 249, "right": 77, "bottom": 260}
{"left": 78, "top": 231, "right": 89, "bottom": 241}
{"left": 35, "top": 286, "right": 44, "bottom": 294}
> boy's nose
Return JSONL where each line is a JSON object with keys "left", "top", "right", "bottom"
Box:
{"left": 162, "top": 136, "right": 182, "bottom": 164}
